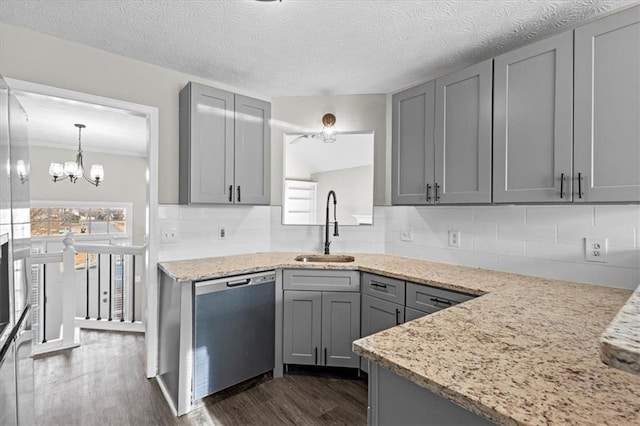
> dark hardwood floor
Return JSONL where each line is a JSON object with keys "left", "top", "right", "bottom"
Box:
{"left": 34, "top": 330, "right": 367, "bottom": 425}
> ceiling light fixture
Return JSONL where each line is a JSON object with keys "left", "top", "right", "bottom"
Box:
{"left": 49, "top": 123, "right": 104, "bottom": 187}
{"left": 321, "top": 113, "right": 337, "bottom": 143}
{"left": 16, "top": 160, "right": 28, "bottom": 184}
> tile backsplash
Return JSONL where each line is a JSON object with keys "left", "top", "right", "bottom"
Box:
{"left": 157, "top": 204, "right": 639, "bottom": 289}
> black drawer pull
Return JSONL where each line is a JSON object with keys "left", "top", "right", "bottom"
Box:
{"left": 228, "top": 185, "right": 233, "bottom": 202}
{"left": 426, "top": 183, "right": 431, "bottom": 203}
{"left": 237, "top": 185, "right": 241, "bottom": 202}
{"left": 315, "top": 347, "right": 318, "bottom": 365}
{"left": 370, "top": 282, "right": 388, "bottom": 289}
{"left": 430, "top": 297, "right": 452, "bottom": 306}
{"left": 324, "top": 348, "right": 327, "bottom": 366}
{"left": 560, "top": 173, "right": 565, "bottom": 199}
{"left": 395, "top": 308, "right": 401, "bottom": 325}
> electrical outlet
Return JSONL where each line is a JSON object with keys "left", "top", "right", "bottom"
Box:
{"left": 585, "top": 237, "right": 607, "bottom": 262}
{"left": 401, "top": 228, "right": 413, "bottom": 242}
{"left": 218, "top": 226, "right": 227, "bottom": 240}
{"left": 160, "top": 227, "right": 178, "bottom": 244}
{"left": 448, "top": 230, "right": 461, "bottom": 248}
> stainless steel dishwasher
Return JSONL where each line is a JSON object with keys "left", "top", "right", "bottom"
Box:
{"left": 193, "top": 271, "right": 275, "bottom": 400}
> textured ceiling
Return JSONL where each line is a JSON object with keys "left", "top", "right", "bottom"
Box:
{"left": 14, "top": 92, "right": 148, "bottom": 156}
{"left": 0, "top": 0, "right": 637, "bottom": 97}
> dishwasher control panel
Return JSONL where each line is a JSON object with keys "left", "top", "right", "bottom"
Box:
{"left": 253, "top": 274, "right": 275, "bottom": 284}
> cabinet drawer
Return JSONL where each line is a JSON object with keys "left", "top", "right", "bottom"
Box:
{"left": 361, "top": 273, "right": 405, "bottom": 304}
{"left": 405, "top": 282, "right": 475, "bottom": 314}
{"left": 283, "top": 269, "right": 360, "bottom": 292}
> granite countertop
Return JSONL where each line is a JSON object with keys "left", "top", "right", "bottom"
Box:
{"left": 601, "top": 283, "right": 640, "bottom": 376}
{"left": 158, "top": 252, "right": 640, "bottom": 425}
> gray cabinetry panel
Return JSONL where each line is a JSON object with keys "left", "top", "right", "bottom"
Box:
{"left": 360, "top": 294, "right": 404, "bottom": 373}
{"left": 361, "top": 272, "right": 405, "bottom": 304}
{"left": 283, "top": 290, "right": 321, "bottom": 366}
{"left": 391, "top": 82, "right": 435, "bottom": 205}
{"left": 283, "top": 269, "right": 360, "bottom": 292}
{"left": 321, "top": 292, "right": 360, "bottom": 368}
{"left": 435, "top": 60, "right": 493, "bottom": 204}
{"left": 368, "top": 363, "right": 494, "bottom": 426}
{"left": 179, "top": 82, "right": 234, "bottom": 204}
{"left": 494, "top": 32, "right": 574, "bottom": 203}
{"left": 405, "top": 306, "right": 428, "bottom": 322}
{"left": 406, "top": 282, "right": 475, "bottom": 314}
{"left": 574, "top": 5, "right": 640, "bottom": 202}
{"left": 234, "top": 95, "right": 271, "bottom": 205}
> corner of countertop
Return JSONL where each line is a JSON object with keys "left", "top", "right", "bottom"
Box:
{"left": 600, "top": 282, "right": 640, "bottom": 376}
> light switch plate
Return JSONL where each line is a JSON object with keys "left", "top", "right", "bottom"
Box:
{"left": 585, "top": 237, "right": 607, "bottom": 263}
{"left": 448, "top": 230, "right": 461, "bottom": 248}
{"left": 401, "top": 228, "right": 413, "bottom": 242}
{"left": 161, "top": 226, "right": 178, "bottom": 244}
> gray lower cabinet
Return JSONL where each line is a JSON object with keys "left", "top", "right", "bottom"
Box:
{"left": 574, "top": 5, "right": 640, "bottom": 202}
{"left": 493, "top": 31, "right": 574, "bottom": 203}
{"left": 179, "top": 82, "right": 271, "bottom": 205}
{"left": 391, "top": 81, "right": 436, "bottom": 205}
{"left": 360, "top": 294, "right": 404, "bottom": 373}
{"left": 368, "top": 362, "right": 494, "bottom": 425}
{"left": 434, "top": 60, "right": 493, "bottom": 204}
{"left": 404, "top": 306, "right": 428, "bottom": 322}
{"left": 283, "top": 290, "right": 360, "bottom": 368}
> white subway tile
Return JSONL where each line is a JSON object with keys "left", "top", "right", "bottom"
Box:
{"left": 456, "top": 222, "right": 498, "bottom": 239}
{"left": 157, "top": 205, "right": 180, "bottom": 220}
{"left": 525, "top": 206, "right": 593, "bottom": 227}
{"left": 595, "top": 205, "right": 640, "bottom": 228}
{"left": 557, "top": 225, "right": 635, "bottom": 248}
{"left": 474, "top": 238, "right": 526, "bottom": 256}
{"left": 474, "top": 206, "right": 525, "bottom": 224}
{"left": 606, "top": 246, "right": 640, "bottom": 269}
{"left": 498, "top": 224, "right": 557, "bottom": 242}
{"left": 525, "top": 241, "right": 582, "bottom": 263}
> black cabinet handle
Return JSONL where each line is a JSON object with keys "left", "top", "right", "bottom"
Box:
{"left": 426, "top": 183, "right": 431, "bottom": 203}
{"left": 430, "top": 297, "right": 452, "bottom": 306}
{"left": 237, "top": 185, "right": 241, "bottom": 202}
{"left": 315, "top": 347, "right": 318, "bottom": 365}
{"left": 370, "top": 282, "right": 388, "bottom": 289}
{"left": 577, "top": 173, "right": 583, "bottom": 199}
{"left": 434, "top": 183, "right": 440, "bottom": 203}
{"left": 324, "top": 348, "right": 327, "bottom": 366}
{"left": 560, "top": 173, "right": 565, "bottom": 199}
{"left": 228, "top": 185, "right": 233, "bottom": 202}
{"left": 395, "top": 308, "right": 401, "bottom": 325}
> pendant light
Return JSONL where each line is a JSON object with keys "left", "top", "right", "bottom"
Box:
{"left": 49, "top": 123, "right": 104, "bottom": 187}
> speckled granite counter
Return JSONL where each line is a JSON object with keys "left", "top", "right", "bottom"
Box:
{"left": 601, "top": 283, "right": 640, "bottom": 376}
{"left": 158, "top": 252, "right": 640, "bottom": 425}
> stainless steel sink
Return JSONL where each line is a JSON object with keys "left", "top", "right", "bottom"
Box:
{"left": 294, "top": 254, "right": 355, "bottom": 263}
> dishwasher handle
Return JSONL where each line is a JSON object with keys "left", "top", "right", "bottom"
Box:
{"left": 226, "top": 278, "right": 251, "bottom": 288}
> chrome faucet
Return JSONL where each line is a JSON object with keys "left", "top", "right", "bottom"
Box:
{"left": 324, "top": 190, "right": 339, "bottom": 255}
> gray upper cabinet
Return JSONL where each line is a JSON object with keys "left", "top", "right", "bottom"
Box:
{"left": 391, "top": 82, "right": 435, "bottom": 205}
{"left": 234, "top": 95, "right": 271, "bottom": 205}
{"left": 179, "top": 82, "right": 271, "bottom": 205}
{"left": 574, "top": 5, "right": 640, "bottom": 202}
{"left": 180, "top": 83, "right": 234, "bottom": 204}
{"left": 493, "top": 32, "right": 574, "bottom": 203}
{"left": 434, "top": 60, "right": 493, "bottom": 204}
{"left": 321, "top": 292, "right": 360, "bottom": 368}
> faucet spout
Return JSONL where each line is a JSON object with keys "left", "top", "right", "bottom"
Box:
{"left": 324, "top": 190, "right": 338, "bottom": 255}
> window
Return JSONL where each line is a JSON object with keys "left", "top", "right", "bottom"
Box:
{"left": 30, "top": 205, "right": 128, "bottom": 237}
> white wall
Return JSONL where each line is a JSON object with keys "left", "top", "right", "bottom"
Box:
{"left": 384, "top": 205, "right": 640, "bottom": 289}
{"left": 271, "top": 95, "right": 387, "bottom": 206}
{"left": 29, "top": 146, "right": 147, "bottom": 244}
{"left": 312, "top": 165, "right": 374, "bottom": 226}
{"left": 0, "top": 23, "right": 268, "bottom": 204}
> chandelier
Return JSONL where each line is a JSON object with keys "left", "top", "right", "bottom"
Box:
{"left": 49, "top": 123, "right": 104, "bottom": 187}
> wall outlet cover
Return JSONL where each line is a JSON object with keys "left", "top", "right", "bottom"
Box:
{"left": 401, "top": 228, "right": 413, "bottom": 242}
{"left": 218, "top": 226, "right": 227, "bottom": 240}
{"left": 585, "top": 237, "right": 607, "bottom": 263}
{"left": 448, "top": 230, "right": 461, "bottom": 248}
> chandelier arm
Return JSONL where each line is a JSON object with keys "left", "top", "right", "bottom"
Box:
{"left": 82, "top": 173, "right": 100, "bottom": 187}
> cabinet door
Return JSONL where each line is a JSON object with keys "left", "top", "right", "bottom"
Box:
{"left": 283, "top": 291, "right": 321, "bottom": 365}
{"left": 435, "top": 60, "right": 492, "bottom": 204}
{"left": 574, "top": 5, "right": 640, "bottom": 202}
{"left": 179, "top": 82, "right": 235, "bottom": 204}
{"left": 391, "top": 82, "right": 435, "bottom": 205}
{"left": 360, "top": 294, "right": 404, "bottom": 373}
{"left": 234, "top": 95, "right": 271, "bottom": 205}
{"left": 321, "top": 292, "right": 360, "bottom": 368}
{"left": 494, "top": 32, "right": 574, "bottom": 203}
